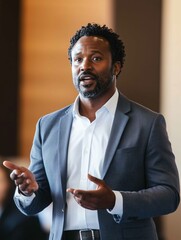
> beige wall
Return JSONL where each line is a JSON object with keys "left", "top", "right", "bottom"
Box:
{"left": 161, "top": 0, "right": 181, "bottom": 239}
{"left": 19, "top": 0, "right": 114, "bottom": 157}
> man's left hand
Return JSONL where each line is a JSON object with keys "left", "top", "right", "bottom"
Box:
{"left": 67, "top": 174, "right": 115, "bottom": 210}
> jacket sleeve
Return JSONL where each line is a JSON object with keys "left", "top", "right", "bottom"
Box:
{"left": 121, "top": 114, "right": 180, "bottom": 222}
{"left": 14, "top": 118, "right": 52, "bottom": 216}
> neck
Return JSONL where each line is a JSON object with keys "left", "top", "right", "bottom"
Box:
{"left": 79, "top": 88, "right": 116, "bottom": 122}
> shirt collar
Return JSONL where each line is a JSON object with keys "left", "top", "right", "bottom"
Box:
{"left": 72, "top": 89, "right": 119, "bottom": 117}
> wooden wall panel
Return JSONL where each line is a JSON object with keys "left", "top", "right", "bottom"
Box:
{"left": 19, "top": 0, "right": 114, "bottom": 157}
{"left": 115, "top": 0, "right": 161, "bottom": 112}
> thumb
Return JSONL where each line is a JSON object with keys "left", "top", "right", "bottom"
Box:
{"left": 88, "top": 174, "right": 104, "bottom": 186}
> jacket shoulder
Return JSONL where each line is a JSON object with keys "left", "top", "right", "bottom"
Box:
{"left": 42, "top": 105, "right": 72, "bottom": 120}
{"left": 36, "top": 104, "right": 73, "bottom": 129}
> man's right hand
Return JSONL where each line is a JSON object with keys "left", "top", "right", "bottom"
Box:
{"left": 3, "top": 161, "right": 38, "bottom": 196}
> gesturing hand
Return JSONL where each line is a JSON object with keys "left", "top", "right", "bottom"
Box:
{"left": 3, "top": 161, "right": 38, "bottom": 196}
{"left": 67, "top": 174, "right": 115, "bottom": 210}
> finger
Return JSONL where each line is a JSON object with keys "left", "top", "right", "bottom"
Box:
{"left": 67, "top": 188, "right": 84, "bottom": 198}
{"left": 80, "top": 201, "right": 97, "bottom": 210}
{"left": 88, "top": 174, "right": 104, "bottom": 186}
{"left": 18, "top": 179, "right": 33, "bottom": 192}
{"left": 18, "top": 180, "right": 30, "bottom": 190}
{"left": 10, "top": 169, "right": 24, "bottom": 181}
{"left": 19, "top": 184, "right": 37, "bottom": 196}
{"left": 14, "top": 172, "right": 28, "bottom": 185}
{"left": 10, "top": 168, "right": 30, "bottom": 183}
{"left": 66, "top": 188, "right": 75, "bottom": 194}
{"left": 19, "top": 178, "right": 39, "bottom": 196}
{"left": 74, "top": 195, "right": 98, "bottom": 210}
{"left": 3, "top": 161, "right": 21, "bottom": 171}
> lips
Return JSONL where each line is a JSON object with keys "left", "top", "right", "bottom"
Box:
{"left": 78, "top": 73, "right": 96, "bottom": 87}
{"left": 79, "top": 74, "right": 96, "bottom": 81}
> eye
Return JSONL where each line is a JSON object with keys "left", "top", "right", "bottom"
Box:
{"left": 92, "top": 56, "right": 102, "bottom": 62}
{"left": 73, "top": 57, "right": 83, "bottom": 64}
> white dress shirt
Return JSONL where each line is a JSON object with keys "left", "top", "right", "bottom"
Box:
{"left": 15, "top": 89, "right": 123, "bottom": 230}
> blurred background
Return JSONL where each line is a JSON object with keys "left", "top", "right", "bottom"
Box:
{"left": 0, "top": 0, "right": 180, "bottom": 239}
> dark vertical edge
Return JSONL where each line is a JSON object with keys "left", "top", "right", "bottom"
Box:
{"left": 0, "top": 0, "right": 21, "bottom": 156}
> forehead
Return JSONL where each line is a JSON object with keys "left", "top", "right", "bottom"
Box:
{"left": 71, "top": 36, "right": 111, "bottom": 55}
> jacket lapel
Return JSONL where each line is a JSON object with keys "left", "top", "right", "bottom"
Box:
{"left": 58, "top": 106, "right": 73, "bottom": 201}
{"left": 57, "top": 93, "right": 131, "bottom": 189}
{"left": 102, "top": 93, "right": 131, "bottom": 179}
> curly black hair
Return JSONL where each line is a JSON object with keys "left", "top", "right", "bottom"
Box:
{"left": 68, "top": 23, "right": 126, "bottom": 68}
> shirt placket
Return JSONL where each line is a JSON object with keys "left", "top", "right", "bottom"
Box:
{"left": 79, "top": 121, "right": 95, "bottom": 190}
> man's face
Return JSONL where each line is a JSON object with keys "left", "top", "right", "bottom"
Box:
{"left": 71, "top": 36, "right": 117, "bottom": 99}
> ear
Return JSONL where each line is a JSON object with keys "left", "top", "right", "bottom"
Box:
{"left": 113, "top": 61, "right": 121, "bottom": 77}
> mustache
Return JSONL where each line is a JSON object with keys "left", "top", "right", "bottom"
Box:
{"left": 78, "top": 71, "right": 98, "bottom": 82}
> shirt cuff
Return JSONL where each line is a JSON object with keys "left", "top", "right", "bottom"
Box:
{"left": 14, "top": 187, "right": 35, "bottom": 207}
{"left": 107, "top": 191, "right": 123, "bottom": 217}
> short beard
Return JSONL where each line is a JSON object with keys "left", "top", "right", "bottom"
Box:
{"left": 79, "top": 83, "right": 102, "bottom": 98}
{"left": 77, "top": 75, "right": 114, "bottom": 99}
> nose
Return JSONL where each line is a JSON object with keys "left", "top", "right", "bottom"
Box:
{"left": 80, "top": 58, "right": 92, "bottom": 72}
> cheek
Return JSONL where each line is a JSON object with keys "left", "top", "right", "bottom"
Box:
{"left": 99, "top": 69, "right": 113, "bottom": 81}
{"left": 71, "top": 65, "right": 79, "bottom": 75}
{"left": 97, "top": 64, "right": 114, "bottom": 78}
{"left": 71, "top": 67, "right": 79, "bottom": 81}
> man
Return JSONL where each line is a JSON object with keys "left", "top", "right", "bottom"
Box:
{"left": 4, "top": 23, "right": 180, "bottom": 240}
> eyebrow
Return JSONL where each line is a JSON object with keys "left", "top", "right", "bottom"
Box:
{"left": 73, "top": 50, "right": 104, "bottom": 56}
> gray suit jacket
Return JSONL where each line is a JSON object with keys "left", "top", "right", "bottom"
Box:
{"left": 15, "top": 92, "right": 180, "bottom": 240}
